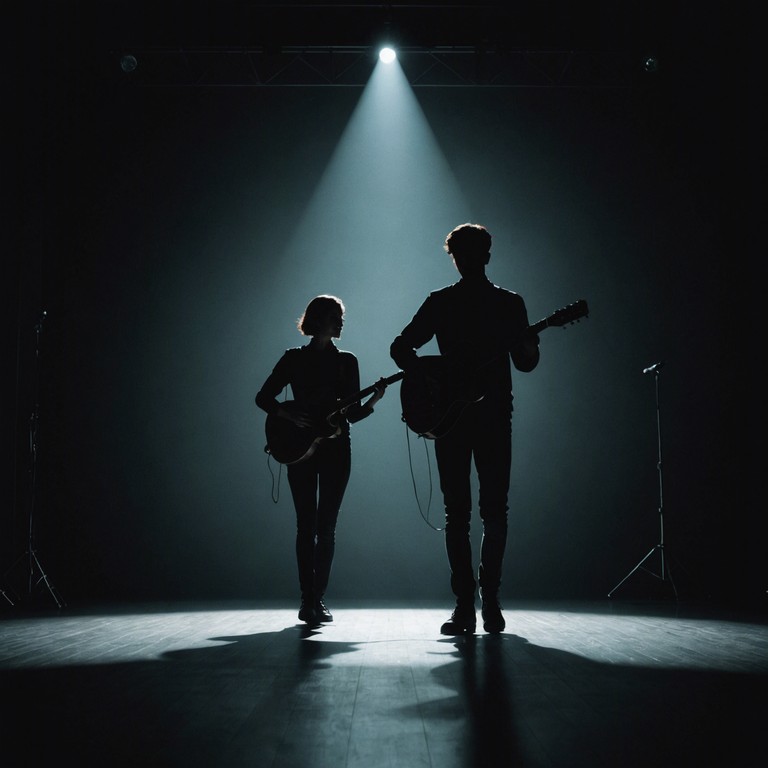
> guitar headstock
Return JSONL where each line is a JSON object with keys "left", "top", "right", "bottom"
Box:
{"left": 549, "top": 299, "right": 589, "bottom": 327}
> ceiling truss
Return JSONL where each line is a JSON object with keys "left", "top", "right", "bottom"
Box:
{"left": 110, "top": 46, "right": 646, "bottom": 88}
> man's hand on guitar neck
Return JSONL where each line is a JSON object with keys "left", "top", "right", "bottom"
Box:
{"left": 521, "top": 330, "right": 540, "bottom": 353}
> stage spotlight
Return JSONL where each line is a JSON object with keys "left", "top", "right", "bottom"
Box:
{"left": 379, "top": 47, "right": 396, "bottom": 64}
{"left": 120, "top": 54, "right": 138, "bottom": 73}
{"left": 643, "top": 56, "right": 659, "bottom": 73}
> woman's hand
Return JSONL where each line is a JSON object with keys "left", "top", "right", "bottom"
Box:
{"left": 367, "top": 377, "right": 388, "bottom": 409}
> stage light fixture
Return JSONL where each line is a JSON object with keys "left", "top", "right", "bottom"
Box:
{"left": 120, "top": 54, "right": 138, "bottom": 73}
{"left": 379, "top": 47, "right": 396, "bottom": 64}
{"left": 643, "top": 56, "right": 659, "bottom": 73}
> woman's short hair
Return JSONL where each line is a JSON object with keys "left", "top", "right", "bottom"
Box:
{"left": 297, "top": 295, "right": 345, "bottom": 336}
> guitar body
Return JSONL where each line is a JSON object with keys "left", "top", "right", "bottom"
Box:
{"left": 400, "top": 299, "right": 589, "bottom": 439}
{"left": 400, "top": 357, "right": 483, "bottom": 439}
{"left": 263, "top": 371, "right": 405, "bottom": 465}
{"left": 265, "top": 403, "right": 340, "bottom": 465}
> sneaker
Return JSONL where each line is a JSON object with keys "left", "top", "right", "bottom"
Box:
{"left": 481, "top": 595, "right": 505, "bottom": 634}
{"left": 440, "top": 602, "right": 476, "bottom": 635}
{"left": 315, "top": 599, "right": 333, "bottom": 622}
{"left": 298, "top": 599, "right": 318, "bottom": 625}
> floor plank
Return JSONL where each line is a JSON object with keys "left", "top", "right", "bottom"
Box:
{"left": 2, "top": 600, "right": 767, "bottom": 767}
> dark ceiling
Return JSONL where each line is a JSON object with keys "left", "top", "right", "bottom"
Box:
{"left": 63, "top": 1, "right": 676, "bottom": 53}
{"left": 27, "top": 1, "right": 694, "bottom": 90}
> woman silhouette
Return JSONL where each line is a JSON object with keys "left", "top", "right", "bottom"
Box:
{"left": 256, "top": 295, "right": 387, "bottom": 625}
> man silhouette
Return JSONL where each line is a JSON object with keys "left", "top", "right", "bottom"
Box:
{"left": 391, "top": 223, "right": 540, "bottom": 634}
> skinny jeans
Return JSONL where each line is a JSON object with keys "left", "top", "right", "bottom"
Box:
{"left": 287, "top": 434, "right": 351, "bottom": 600}
{"left": 434, "top": 397, "right": 511, "bottom": 601}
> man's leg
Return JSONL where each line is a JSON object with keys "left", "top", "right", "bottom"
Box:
{"left": 474, "top": 404, "right": 512, "bottom": 633}
{"left": 435, "top": 419, "right": 476, "bottom": 634}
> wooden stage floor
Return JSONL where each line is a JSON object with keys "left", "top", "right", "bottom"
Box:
{"left": 2, "top": 599, "right": 767, "bottom": 767}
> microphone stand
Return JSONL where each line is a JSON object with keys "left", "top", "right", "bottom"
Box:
{"left": 608, "top": 362, "right": 676, "bottom": 599}
{"left": 2, "top": 310, "right": 64, "bottom": 608}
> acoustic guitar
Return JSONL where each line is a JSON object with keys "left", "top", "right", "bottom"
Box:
{"left": 400, "top": 299, "right": 589, "bottom": 439}
{"left": 265, "top": 371, "right": 404, "bottom": 465}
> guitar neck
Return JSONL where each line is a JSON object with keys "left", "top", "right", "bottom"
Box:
{"left": 529, "top": 299, "right": 589, "bottom": 336}
{"left": 333, "top": 371, "right": 404, "bottom": 414}
{"left": 529, "top": 314, "right": 564, "bottom": 335}
{"left": 529, "top": 318, "right": 551, "bottom": 335}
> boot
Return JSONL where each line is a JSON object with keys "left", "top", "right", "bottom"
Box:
{"left": 315, "top": 597, "right": 333, "bottom": 622}
{"left": 298, "top": 596, "right": 318, "bottom": 625}
{"left": 440, "top": 598, "right": 477, "bottom": 635}
{"left": 480, "top": 591, "right": 505, "bottom": 634}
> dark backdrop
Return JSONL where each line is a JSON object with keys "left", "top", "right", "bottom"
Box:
{"left": 6, "top": 2, "right": 761, "bottom": 608}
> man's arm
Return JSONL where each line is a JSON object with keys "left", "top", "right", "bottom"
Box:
{"left": 510, "top": 297, "right": 540, "bottom": 373}
{"left": 511, "top": 334, "right": 540, "bottom": 372}
{"left": 390, "top": 298, "right": 434, "bottom": 371}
